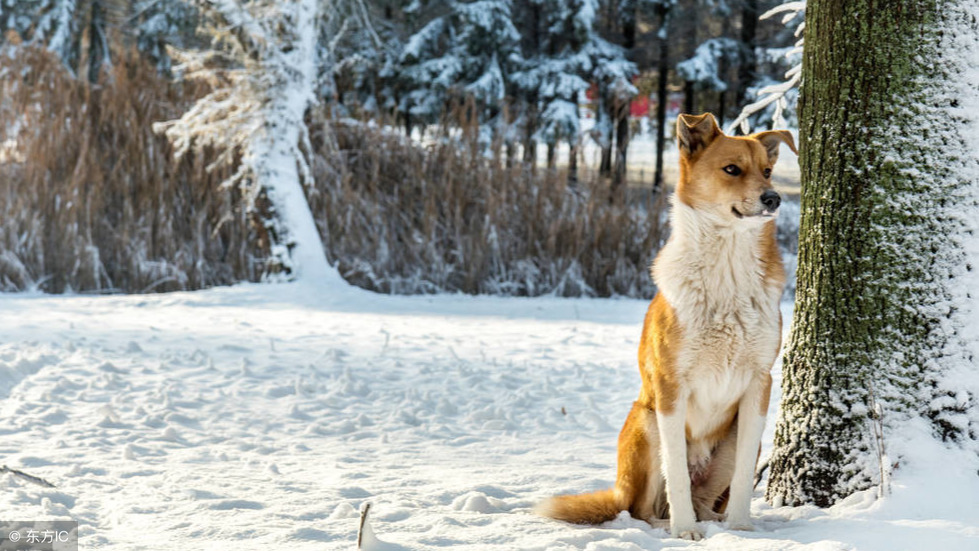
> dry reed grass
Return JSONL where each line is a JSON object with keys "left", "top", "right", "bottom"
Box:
{"left": 0, "top": 46, "right": 266, "bottom": 293}
{"left": 0, "top": 46, "right": 797, "bottom": 298}
{"left": 307, "top": 111, "right": 670, "bottom": 298}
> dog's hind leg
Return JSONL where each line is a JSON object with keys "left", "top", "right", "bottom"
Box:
{"left": 613, "top": 403, "right": 659, "bottom": 522}
{"left": 627, "top": 405, "right": 667, "bottom": 523}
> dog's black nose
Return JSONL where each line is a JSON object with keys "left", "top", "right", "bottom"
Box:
{"left": 761, "top": 190, "right": 781, "bottom": 211}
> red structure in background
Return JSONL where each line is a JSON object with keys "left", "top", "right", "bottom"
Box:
{"left": 584, "top": 81, "right": 656, "bottom": 118}
{"left": 630, "top": 95, "right": 650, "bottom": 117}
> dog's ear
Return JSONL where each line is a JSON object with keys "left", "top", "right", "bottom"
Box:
{"left": 677, "top": 113, "right": 721, "bottom": 156}
{"left": 752, "top": 130, "right": 797, "bottom": 164}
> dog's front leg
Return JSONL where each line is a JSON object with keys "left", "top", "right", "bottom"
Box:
{"left": 726, "top": 372, "right": 772, "bottom": 531}
{"left": 656, "top": 395, "right": 702, "bottom": 541}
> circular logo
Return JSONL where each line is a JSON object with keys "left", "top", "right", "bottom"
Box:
{"left": 8, "top": 530, "right": 21, "bottom": 542}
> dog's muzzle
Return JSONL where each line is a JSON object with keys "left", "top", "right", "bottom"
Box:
{"left": 760, "top": 190, "right": 781, "bottom": 213}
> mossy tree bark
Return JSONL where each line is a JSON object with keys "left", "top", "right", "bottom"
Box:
{"left": 767, "top": 0, "right": 979, "bottom": 507}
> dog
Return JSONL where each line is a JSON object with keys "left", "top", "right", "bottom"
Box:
{"left": 538, "top": 113, "right": 796, "bottom": 540}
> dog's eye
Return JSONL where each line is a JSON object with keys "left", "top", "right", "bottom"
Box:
{"left": 723, "top": 165, "right": 741, "bottom": 176}
{"left": 763, "top": 168, "right": 772, "bottom": 179}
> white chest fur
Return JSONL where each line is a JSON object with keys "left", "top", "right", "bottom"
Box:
{"left": 651, "top": 200, "right": 782, "bottom": 443}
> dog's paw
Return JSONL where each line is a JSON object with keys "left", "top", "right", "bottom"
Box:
{"left": 727, "top": 518, "right": 755, "bottom": 532}
{"left": 697, "top": 510, "right": 726, "bottom": 523}
{"left": 678, "top": 529, "right": 705, "bottom": 541}
{"left": 672, "top": 525, "right": 705, "bottom": 541}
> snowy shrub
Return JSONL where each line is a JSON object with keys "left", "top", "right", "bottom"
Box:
{"left": 0, "top": 46, "right": 266, "bottom": 293}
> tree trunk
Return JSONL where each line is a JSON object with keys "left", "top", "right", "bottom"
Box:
{"left": 735, "top": 0, "right": 758, "bottom": 110}
{"left": 613, "top": 101, "right": 628, "bottom": 187}
{"left": 568, "top": 142, "right": 578, "bottom": 186}
{"left": 682, "top": 7, "right": 697, "bottom": 115}
{"left": 613, "top": 1, "right": 637, "bottom": 189}
{"left": 599, "top": 96, "right": 613, "bottom": 177}
{"left": 255, "top": 0, "right": 336, "bottom": 283}
{"left": 155, "top": 0, "right": 337, "bottom": 283}
{"left": 523, "top": 3, "right": 541, "bottom": 171}
{"left": 84, "top": 0, "right": 108, "bottom": 83}
{"left": 683, "top": 81, "right": 694, "bottom": 115}
{"left": 652, "top": 4, "right": 670, "bottom": 193}
{"left": 568, "top": 95, "right": 580, "bottom": 186}
{"left": 523, "top": 92, "right": 538, "bottom": 167}
{"left": 715, "top": 17, "right": 731, "bottom": 125}
{"left": 767, "top": 0, "right": 978, "bottom": 508}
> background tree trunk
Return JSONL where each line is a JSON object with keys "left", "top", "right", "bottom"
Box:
{"left": 767, "top": 0, "right": 978, "bottom": 507}
{"left": 715, "top": 16, "right": 730, "bottom": 125}
{"left": 735, "top": 0, "right": 757, "bottom": 110}
{"left": 569, "top": 99, "right": 580, "bottom": 185}
{"left": 612, "top": 86, "right": 630, "bottom": 188}
{"left": 521, "top": 1, "right": 541, "bottom": 169}
{"left": 613, "top": 1, "right": 637, "bottom": 189}
{"left": 652, "top": 3, "right": 670, "bottom": 193}
{"left": 523, "top": 92, "right": 538, "bottom": 167}
{"left": 599, "top": 96, "right": 614, "bottom": 177}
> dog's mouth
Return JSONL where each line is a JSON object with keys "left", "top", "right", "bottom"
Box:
{"left": 732, "top": 206, "right": 778, "bottom": 219}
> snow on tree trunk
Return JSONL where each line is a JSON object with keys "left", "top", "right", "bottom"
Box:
{"left": 155, "top": 0, "right": 340, "bottom": 285}
{"left": 247, "top": 0, "right": 335, "bottom": 283}
{"left": 767, "top": 0, "right": 979, "bottom": 507}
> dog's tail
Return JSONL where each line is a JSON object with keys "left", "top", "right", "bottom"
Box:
{"left": 535, "top": 489, "right": 625, "bottom": 525}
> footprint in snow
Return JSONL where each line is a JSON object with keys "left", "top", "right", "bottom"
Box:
{"left": 208, "top": 499, "right": 264, "bottom": 510}
{"left": 450, "top": 492, "right": 505, "bottom": 513}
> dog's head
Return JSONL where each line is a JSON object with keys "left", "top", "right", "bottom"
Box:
{"left": 675, "top": 113, "right": 796, "bottom": 224}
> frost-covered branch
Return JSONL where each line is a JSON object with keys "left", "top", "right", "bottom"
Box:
{"left": 727, "top": 1, "right": 805, "bottom": 134}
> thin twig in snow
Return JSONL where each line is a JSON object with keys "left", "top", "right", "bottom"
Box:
{"left": 0, "top": 465, "right": 56, "bottom": 488}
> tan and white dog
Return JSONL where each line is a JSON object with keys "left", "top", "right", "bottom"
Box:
{"left": 538, "top": 113, "right": 796, "bottom": 540}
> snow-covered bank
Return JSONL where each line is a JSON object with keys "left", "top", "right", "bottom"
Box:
{"left": 0, "top": 284, "right": 976, "bottom": 550}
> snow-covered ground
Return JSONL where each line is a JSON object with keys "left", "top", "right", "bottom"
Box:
{"left": 1, "top": 283, "right": 977, "bottom": 550}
